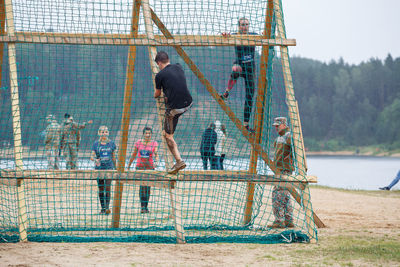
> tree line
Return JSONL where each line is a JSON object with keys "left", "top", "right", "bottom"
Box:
{"left": 291, "top": 54, "right": 400, "bottom": 151}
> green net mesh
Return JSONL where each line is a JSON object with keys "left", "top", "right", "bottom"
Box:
{"left": 0, "top": 0, "right": 317, "bottom": 243}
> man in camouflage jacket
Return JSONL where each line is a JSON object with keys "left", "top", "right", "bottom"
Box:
{"left": 270, "top": 117, "right": 294, "bottom": 228}
{"left": 44, "top": 114, "right": 61, "bottom": 169}
{"left": 60, "top": 113, "right": 92, "bottom": 169}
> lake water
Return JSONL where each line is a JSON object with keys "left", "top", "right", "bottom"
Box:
{"left": 307, "top": 155, "right": 400, "bottom": 191}
{"left": 1, "top": 155, "right": 399, "bottom": 191}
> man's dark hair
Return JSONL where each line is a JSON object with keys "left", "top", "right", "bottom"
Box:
{"left": 64, "top": 113, "right": 71, "bottom": 119}
{"left": 143, "top": 126, "right": 153, "bottom": 134}
{"left": 208, "top": 123, "right": 215, "bottom": 130}
{"left": 154, "top": 51, "right": 169, "bottom": 64}
{"left": 238, "top": 17, "right": 249, "bottom": 26}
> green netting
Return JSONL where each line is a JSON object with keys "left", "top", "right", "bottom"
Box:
{"left": 0, "top": 0, "right": 317, "bottom": 244}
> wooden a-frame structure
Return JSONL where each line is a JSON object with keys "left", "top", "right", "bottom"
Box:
{"left": 0, "top": 0, "right": 324, "bottom": 244}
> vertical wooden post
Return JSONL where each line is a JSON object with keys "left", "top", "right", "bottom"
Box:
{"left": 300, "top": 185, "right": 317, "bottom": 241}
{"left": 168, "top": 181, "right": 185, "bottom": 244}
{"left": 142, "top": 0, "right": 185, "bottom": 244}
{"left": 273, "top": 0, "right": 316, "bottom": 242}
{"left": 5, "top": 0, "right": 27, "bottom": 242}
{"left": 273, "top": 0, "right": 306, "bottom": 176}
{"left": 112, "top": 0, "right": 141, "bottom": 228}
{"left": 141, "top": 0, "right": 174, "bottom": 169}
{"left": 243, "top": 0, "right": 274, "bottom": 225}
{"left": 0, "top": 0, "right": 6, "bottom": 88}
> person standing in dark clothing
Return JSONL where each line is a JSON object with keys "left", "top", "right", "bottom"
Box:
{"left": 220, "top": 17, "right": 257, "bottom": 132}
{"left": 200, "top": 123, "right": 218, "bottom": 170}
{"left": 154, "top": 51, "right": 193, "bottom": 175}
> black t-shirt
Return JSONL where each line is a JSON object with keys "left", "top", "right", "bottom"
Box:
{"left": 233, "top": 32, "right": 257, "bottom": 65}
{"left": 155, "top": 64, "right": 193, "bottom": 109}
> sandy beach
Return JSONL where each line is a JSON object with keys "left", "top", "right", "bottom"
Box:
{"left": 1, "top": 186, "right": 399, "bottom": 266}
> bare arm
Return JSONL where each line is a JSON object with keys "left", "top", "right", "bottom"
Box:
{"left": 112, "top": 151, "right": 117, "bottom": 169}
{"left": 154, "top": 88, "right": 161, "bottom": 98}
{"left": 154, "top": 145, "right": 159, "bottom": 167}
{"left": 90, "top": 151, "right": 100, "bottom": 167}
{"left": 75, "top": 120, "right": 93, "bottom": 130}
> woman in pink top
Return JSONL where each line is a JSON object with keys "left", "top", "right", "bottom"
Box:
{"left": 127, "top": 127, "right": 158, "bottom": 213}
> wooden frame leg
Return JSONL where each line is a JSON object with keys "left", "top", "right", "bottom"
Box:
{"left": 299, "top": 184, "right": 317, "bottom": 243}
{"left": 169, "top": 181, "right": 186, "bottom": 244}
{"left": 287, "top": 185, "right": 325, "bottom": 228}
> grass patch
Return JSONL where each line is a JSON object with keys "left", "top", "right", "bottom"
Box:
{"left": 246, "top": 233, "right": 400, "bottom": 266}
{"left": 310, "top": 184, "right": 400, "bottom": 198}
{"left": 287, "top": 234, "right": 400, "bottom": 265}
{"left": 258, "top": 254, "right": 277, "bottom": 260}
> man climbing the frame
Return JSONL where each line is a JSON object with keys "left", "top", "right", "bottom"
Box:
{"left": 269, "top": 117, "right": 294, "bottom": 228}
{"left": 220, "top": 17, "right": 257, "bottom": 132}
{"left": 154, "top": 51, "right": 193, "bottom": 175}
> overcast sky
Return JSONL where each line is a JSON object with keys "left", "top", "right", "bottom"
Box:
{"left": 282, "top": 0, "right": 400, "bottom": 64}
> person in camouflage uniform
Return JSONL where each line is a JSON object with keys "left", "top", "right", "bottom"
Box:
{"left": 270, "top": 117, "right": 294, "bottom": 228}
{"left": 60, "top": 113, "right": 93, "bottom": 169}
{"left": 44, "top": 114, "right": 61, "bottom": 170}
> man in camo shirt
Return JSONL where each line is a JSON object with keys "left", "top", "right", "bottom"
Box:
{"left": 60, "top": 113, "right": 93, "bottom": 169}
{"left": 44, "top": 114, "right": 61, "bottom": 170}
{"left": 270, "top": 117, "right": 294, "bottom": 228}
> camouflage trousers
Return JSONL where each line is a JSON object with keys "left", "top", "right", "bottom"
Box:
{"left": 64, "top": 143, "right": 78, "bottom": 170}
{"left": 272, "top": 183, "right": 293, "bottom": 224}
{"left": 45, "top": 144, "right": 60, "bottom": 170}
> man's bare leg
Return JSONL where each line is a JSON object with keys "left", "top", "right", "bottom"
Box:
{"left": 165, "top": 132, "right": 186, "bottom": 174}
{"left": 165, "top": 132, "right": 181, "bottom": 162}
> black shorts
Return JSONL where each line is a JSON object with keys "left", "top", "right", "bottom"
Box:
{"left": 164, "top": 103, "right": 192, "bottom": 134}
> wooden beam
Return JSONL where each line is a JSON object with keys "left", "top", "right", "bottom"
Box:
{"left": 0, "top": 33, "right": 296, "bottom": 47}
{"left": 142, "top": 0, "right": 174, "bottom": 170}
{"left": 274, "top": 1, "right": 306, "bottom": 176}
{"left": 142, "top": 0, "right": 185, "bottom": 244}
{"left": 149, "top": 8, "right": 278, "bottom": 175}
{"left": 286, "top": 185, "right": 326, "bottom": 228}
{"left": 112, "top": 0, "right": 141, "bottom": 228}
{"left": 0, "top": 169, "right": 318, "bottom": 183}
{"left": 244, "top": 0, "right": 275, "bottom": 225}
{"left": 273, "top": 0, "right": 318, "bottom": 242}
{"left": 0, "top": 0, "right": 6, "bottom": 90}
{"left": 169, "top": 181, "right": 186, "bottom": 244}
{"left": 5, "top": 0, "right": 27, "bottom": 242}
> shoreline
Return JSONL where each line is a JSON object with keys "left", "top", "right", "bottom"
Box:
{"left": 306, "top": 150, "right": 400, "bottom": 158}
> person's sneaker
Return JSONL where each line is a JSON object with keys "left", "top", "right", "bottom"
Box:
{"left": 220, "top": 90, "right": 229, "bottom": 100}
{"left": 140, "top": 208, "right": 149, "bottom": 214}
{"left": 245, "top": 125, "right": 255, "bottom": 133}
{"left": 285, "top": 221, "right": 295, "bottom": 228}
{"left": 99, "top": 209, "right": 106, "bottom": 215}
{"left": 105, "top": 209, "right": 111, "bottom": 215}
{"left": 167, "top": 160, "right": 186, "bottom": 175}
{"left": 268, "top": 221, "right": 285, "bottom": 228}
{"left": 379, "top": 186, "right": 390, "bottom": 191}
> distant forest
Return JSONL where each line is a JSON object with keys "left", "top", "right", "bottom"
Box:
{"left": 0, "top": 44, "right": 399, "bottom": 152}
{"left": 291, "top": 54, "right": 400, "bottom": 151}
